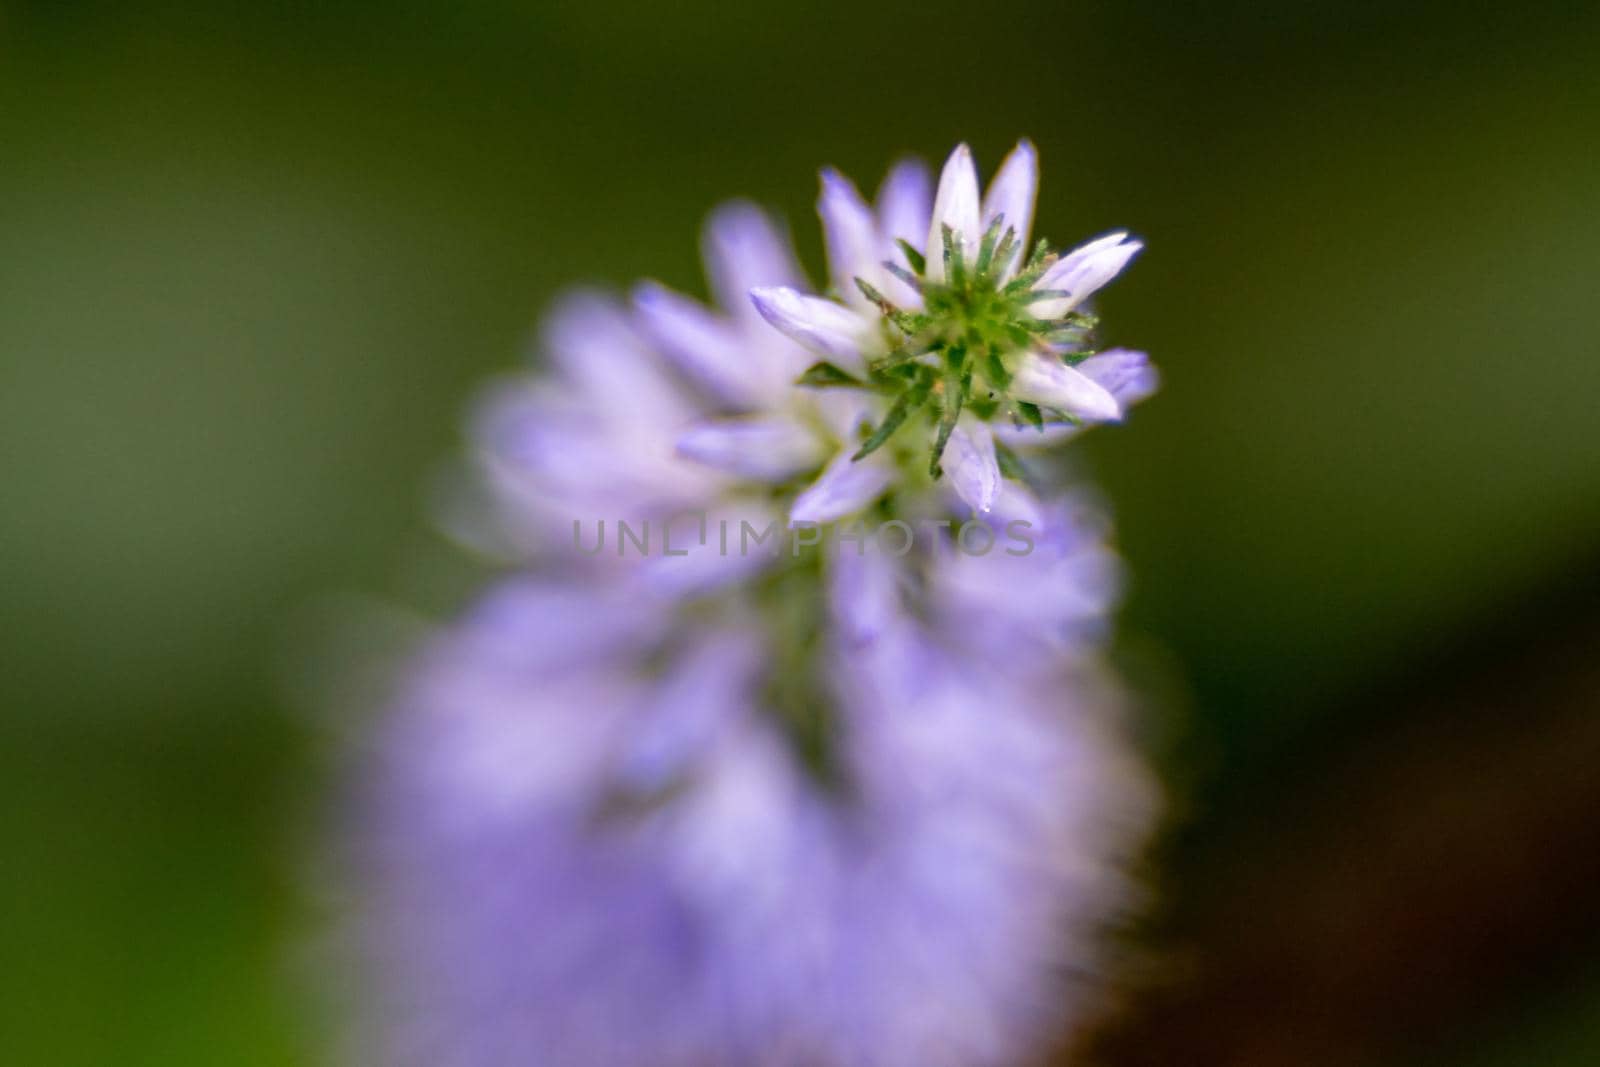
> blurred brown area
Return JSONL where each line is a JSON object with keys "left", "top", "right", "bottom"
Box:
{"left": 1083, "top": 552, "right": 1600, "bottom": 1067}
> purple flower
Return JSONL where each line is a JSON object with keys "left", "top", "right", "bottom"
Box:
{"left": 340, "top": 140, "right": 1160, "bottom": 1067}
{"left": 750, "top": 143, "right": 1152, "bottom": 517}
{"left": 351, "top": 553, "right": 1152, "bottom": 1067}
{"left": 454, "top": 207, "right": 882, "bottom": 562}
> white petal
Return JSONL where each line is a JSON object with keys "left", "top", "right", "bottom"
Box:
{"left": 876, "top": 158, "right": 933, "bottom": 308}
{"left": 981, "top": 139, "right": 1038, "bottom": 277}
{"left": 937, "top": 467, "right": 1046, "bottom": 528}
{"left": 1031, "top": 232, "right": 1142, "bottom": 318}
{"left": 632, "top": 282, "right": 763, "bottom": 406}
{"left": 541, "top": 291, "right": 686, "bottom": 420}
{"left": 702, "top": 201, "right": 804, "bottom": 322}
{"left": 944, "top": 416, "right": 1000, "bottom": 514}
{"left": 818, "top": 168, "right": 882, "bottom": 309}
{"left": 675, "top": 416, "right": 824, "bottom": 482}
{"left": 789, "top": 450, "right": 893, "bottom": 525}
{"left": 1012, "top": 354, "right": 1122, "bottom": 422}
{"left": 748, "top": 286, "right": 868, "bottom": 377}
{"left": 642, "top": 504, "right": 780, "bottom": 597}
{"left": 925, "top": 144, "right": 981, "bottom": 283}
{"left": 829, "top": 540, "right": 902, "bottom": 647}
{"left": 1075, "top": 347, "right": 1160, "bottom": 407}
{"left": 1039, "top": 231, "right": 1129, "bottom": 277}
{"left": 876, "top": 158, "right": 932, "bottom": 252}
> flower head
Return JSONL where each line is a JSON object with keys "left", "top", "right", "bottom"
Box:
{"left": 342, "top": 139, "right": 1160, "bottom": 1067}
{"left": 753, "top": 142, "right": 1152, "bottom": 516}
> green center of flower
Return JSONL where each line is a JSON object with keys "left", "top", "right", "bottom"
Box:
{"left": 800, "top": 216, "right": 1101, "bottom": 481}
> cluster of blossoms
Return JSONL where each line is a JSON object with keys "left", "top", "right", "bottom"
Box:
{"left": 349, "top": 143, "right": 1157, "bottom": 1067}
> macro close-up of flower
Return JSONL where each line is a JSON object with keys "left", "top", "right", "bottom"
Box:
{"left": 6, "top": 6, "right": 1599, "bottom": 1067}
{"left": 349, "top": 141, "right": 1158, "bottom": 1067}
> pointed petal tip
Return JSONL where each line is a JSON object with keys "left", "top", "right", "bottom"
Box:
{"left": 1098, "top": 232, "right": 1143, "bottom": 263}
{"left": 983, "top": 140, "right": 1042, "bottom": 272}
{"left": 1078, "top": 348, "right": 1160, "bottom": 407}
{"left": 1013, "top": 354, "right": 1125, "bottom": 423}
{"left": 1008, "top": 137, "right": 1037, "bottom": 163}
{"left": 1072, "top": 377, "right": 1124, "bottom": 423}
{"left": 817, "top": 170, "right": 880, "bottom": 302}
{"left": 629, "top": 278, "right": 668, "bottom": 307}
{"left": 817, "top": 166, "right": 846, "bottom": 201}
{"left": 747, "top": 284, "right": 789, "bottom": 316}
{"left": 748, "top": 284, "right": 819, "bottom": 326}
{"left": 945, "top": 419, "right": 1001, "bottom": 515}
{"left": 746, "top": 285, "right": 868, "bottom": 374}
{"left": 787, "top": 500, "right": 822, "bottom": 527}
{"left": 1028, "top": 230, "right": 1145, "bottom": 315}
{"left": 945, "top": 143, "right": 979, "bottom": 185}
{"left": 703, "top": 198, "right": 766, "bottom": 240}
{"left": 746, "top": 286, "right": 797, "bottom": 338}
{"left": 1110, "top": 239, "right": 1144, "bottom": 272}
{"left": 876, "top": 157, "right": 933, "bottom": 261}
{"left": 879, "top": 155, "right": 932, "bottom": 197}
{"left": 702, "top": 200, "right": 803, "bottom": 308}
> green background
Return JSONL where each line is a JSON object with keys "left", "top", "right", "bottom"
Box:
{"left": 2, "top": 2, "right": 1597, "bottom": 1064}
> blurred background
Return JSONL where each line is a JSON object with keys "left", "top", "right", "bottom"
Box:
{"left": 2, "top": 2, "right": 1598, "bottom": 1064}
